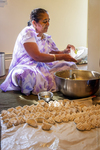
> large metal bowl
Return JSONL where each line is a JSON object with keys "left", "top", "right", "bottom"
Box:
{"left": 54, "top": 70, "right": 100, "bottom": 98}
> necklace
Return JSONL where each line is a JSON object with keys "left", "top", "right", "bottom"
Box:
{"left": 41, "top": 34, "right": 45, "bottom": 40}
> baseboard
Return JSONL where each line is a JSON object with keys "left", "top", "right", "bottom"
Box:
{"left": 5, "top": 54, "right": 12, "bottom": 69}
{"left": 5, "top": 59, "right": 11, "bottom": 69}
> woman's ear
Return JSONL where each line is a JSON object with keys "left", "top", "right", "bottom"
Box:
{"left": 32, "top": 20, "right": 36, "bottom": 27}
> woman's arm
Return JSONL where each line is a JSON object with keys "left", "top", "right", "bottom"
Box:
{"left": 24, "top": 42, "right": 77, "bottom": 62}
{"left": 24, "top": 42, "right": 55, "bottom": 62}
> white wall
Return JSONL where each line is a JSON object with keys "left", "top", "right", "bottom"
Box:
{"left": 88, "top": 0, "right": 100, "bottom": 72}
{"left": 0, "top": 0, "right": 88, "bottom": 55}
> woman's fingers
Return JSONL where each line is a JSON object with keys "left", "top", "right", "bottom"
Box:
{"left": 63, "top": 49, "right": 70, "bottom": 54}
{"left": 64, "top": 54, "right": 77, "bottom": 62}
{"left": 67, "top": 44, "right": 75, "bottom": 52}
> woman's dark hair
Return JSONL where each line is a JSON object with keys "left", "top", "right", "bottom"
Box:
{"left": 27, "top": 20, "right": 31, "bottom": 26}
{"left": 30, "top": 8, "right": 47, "bottom": 23}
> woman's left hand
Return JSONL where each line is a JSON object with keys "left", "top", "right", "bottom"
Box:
{"left": 63, "top": 44, "right": 76, "bottom": 54}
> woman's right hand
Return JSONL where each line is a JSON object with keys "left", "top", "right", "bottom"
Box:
{"left": 63, "top": 54, "right": 77, "bottom": 62}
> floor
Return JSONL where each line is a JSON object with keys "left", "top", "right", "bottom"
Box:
{"left": 0, "top": 64, "right": 100, "bottom": 113}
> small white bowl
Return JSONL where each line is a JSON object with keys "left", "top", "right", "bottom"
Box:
{"left": 38, "top": 91, "right": 53, "bottom": 102}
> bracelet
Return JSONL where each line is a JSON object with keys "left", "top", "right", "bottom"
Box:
{"left": 53, "top": 54, "right": 56, "bottom": 61}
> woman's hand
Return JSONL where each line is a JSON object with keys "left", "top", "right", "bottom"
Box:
{"left": 63, "top": 54, "right": 77, "bottom": 62}
{"left": 63, "top": 44, "right": 76, "bottom": 54}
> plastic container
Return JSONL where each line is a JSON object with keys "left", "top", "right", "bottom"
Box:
{"left": 0, "top": 52, "right": 5, "bottom": 77}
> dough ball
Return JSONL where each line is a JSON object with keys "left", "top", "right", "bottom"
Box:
{"left": 2, "top": 114, "right": 9, "bottom": 121}
{"left": 7, "top": 107, "right": 15, "bottom": 112}
{"left": 38, "top": 100, "right": 46, "bottom": 106}
{"left": 21, "top": 109, "right": 29, "bottom": 115}
{"left": 9, "top": 112, "right": 17, "bottom": 118}
{"left": 23, "top": 105, "right": 29, "bottom": 109}
{"left": 15, "top": 106, "right": 22, "bottom": 110}
{"left": 62, "top": 116, "right": 69, "bottom": 123}
{"left": 76, "top": 122, "right": 85, "bottom": 131}
{"left": 79, "top": 116, "right": 85, "bottom": 124}
{"left": 47, "top": 117, "right": 55, "bottom": 125}
{"left": 42, "top": 122, "right": 52, "bottom": 131}
{"left": 44, "top": 112, "right": 51, "bottom": 119}
{"left": 54, "top": 115, "right": 62, "bottom": 123}
{"left": 17, "top": 116, "right": 26, "bottom": 124}
{"left": 7, "top": 121, "right": 13, "bottom": 128}
{"left": 48, "top": 106, "right": 55, "bottom": 112}
{"left": 83, "top": 122, "right": 91, "bottom": 131}
{"left": 74, "top": 117, "right": 80, "bottom": 124}
{"left": 3, "top": 118, "right": 9, "bottom": 123}
{"left": 36, "top": 117, "right": 44, "bottom": 123}
{"left": 9, "top": 117, "right": 19, "bottom": 126}
{"left": 1, "top": 110, "right": 8, "bottom": 117}
{"left": 57, "top": 100, "right": 65, "bottom": 106}
{"left": 82, "top": 106, "right": 88, "bottom": 112}
{"left": 69, "top": 114, "right": 75, "bottom": 121}
{"left": 26, "top": 118, "right": 38, "bottom": 128}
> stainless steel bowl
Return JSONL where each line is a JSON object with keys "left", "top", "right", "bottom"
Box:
{"left": 38, "top": 91, "right": 53, "bottom": 102}
{"left": 54, "top": 70, "right": 100, "bottom": 98}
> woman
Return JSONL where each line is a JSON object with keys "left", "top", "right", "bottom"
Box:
{"left": 0, "top": 8, "right": 77, "bottom": 95}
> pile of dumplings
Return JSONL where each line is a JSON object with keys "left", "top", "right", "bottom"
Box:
{"left": 1, "top": 99, "right": 100, "bottom": 131}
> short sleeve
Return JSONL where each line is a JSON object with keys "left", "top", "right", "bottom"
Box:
{"left": 21, "top": 27, "right": 36, "bottom": 44}
{"left": 23, "top": 37, "right": 36, "bottom": 44}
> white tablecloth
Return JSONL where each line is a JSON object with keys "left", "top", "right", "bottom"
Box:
{"left": 1, "top": 119, "right": 100, "bottom": 150}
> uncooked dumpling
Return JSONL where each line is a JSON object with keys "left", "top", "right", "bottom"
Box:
{"left": 42, "top": 122, "right": 52, "bottom": 131}
{"left": 1, "top": 110, "right": 8, "bottom": 117}
{"left": 76, "top": 122, "right": 85, "bottom": 131}
{"left": 15, "top": 106, "right": 22, "bottom": 110}
{"left": 47, "top": 117, "right": 55, "bottom": 125}
{"left": 36, "top": 117, "right": 44, "bottom": 123}
{"left": 26, "top": 118, "right": 38, "bottom": 128}
{"left": 7, "top": 121, "right": 13, "bottom": 128}
{"left": 74, "top": 117, "right": 80, "bottom": 124}
{"left": 9, "top": 117, "right": 19, "bottom": 126}
{"left": 44, "top": 112, "right": 51, "bottom": 119}
{"left": 38, "top": 100, "right": 46, "bottom": 106}
{"left": 62, "top": 116, "right": 69, "bottom": 123}
{"left": 7, "top": 107, "right": 15, "bottom": 112}
{"left": 54, "top": 115, "right": 62, "bottom": 123}
{"left": 83, "top": 122, "right": 91, "bottom": 131}
{"left": 17, "top": 116, "right": 26, "bottom": 124}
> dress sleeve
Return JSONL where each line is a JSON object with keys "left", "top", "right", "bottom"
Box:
{"left": 21, "top": 27, "right": 36, "bottom": 44}
{"left": 23, "top": 37, "right": 36, "bottom": 44}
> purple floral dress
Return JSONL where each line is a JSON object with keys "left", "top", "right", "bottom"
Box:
{"left": 0, "top": 26, "right": 77, "bottom": 95}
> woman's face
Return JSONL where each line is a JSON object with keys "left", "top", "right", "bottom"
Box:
{"left": 33, "top": 13, "right": 50, "bottom": 35}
